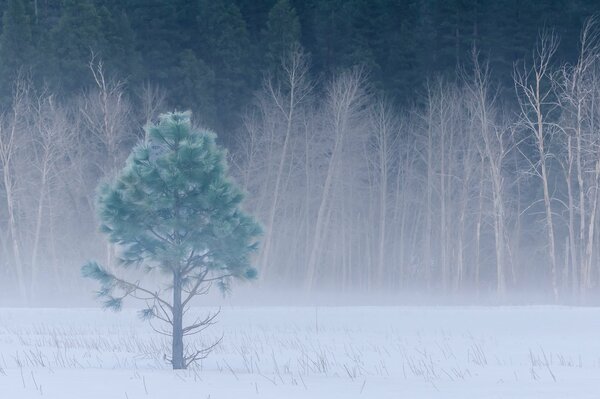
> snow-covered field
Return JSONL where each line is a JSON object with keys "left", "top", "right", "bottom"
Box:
{"left": 0, "top": 306, "right": 599, "bottom": 398}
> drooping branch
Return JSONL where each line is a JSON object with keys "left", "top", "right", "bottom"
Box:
{"left": 182, "top": 308, "right": 221, "bottom": 336}
{"left": 183, "top": 334, "right": 224, "bottom": 369}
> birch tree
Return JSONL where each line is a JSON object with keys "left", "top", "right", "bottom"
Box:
{"left": 0, "top": 77, "right": 29, "bottom": 300}
{"left": 514, "top": 31, "right": 560, "bottom": 301}
{"left": 305, "top": 69, "right": 367, "bottom": 291}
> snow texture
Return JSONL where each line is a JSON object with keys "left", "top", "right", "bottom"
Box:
{"left": 0, "top": 306, "right": 598, "bottom": 398}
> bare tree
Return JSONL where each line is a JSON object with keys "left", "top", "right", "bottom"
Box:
{"left": 556, "top": 18, "right": 600, "bottom": 299}
{"left": 78, "top": 56, "right": 134, "bottom": 270}
{"left": 28, "top": 93, "right": 72, "bottom": 294}
{"left": 305, "top": 68, "right": 368, "bottom": 291}
{"left": 259, "top": 45, "right": 312, "bottom": 279}
{"left": 514, "top": 31, "right": 560, "bottom": 301}
{"left": 80, "top": 56, "right": 133, "bottom": 177}
{"left": 467, "top": 57, "right": 511, "bottom": 296}
{"left": 368, "top": 98, "right": 398, "bottom": 286}
{"left": 0, "top": 77, "right": 29, "bottom": 300}
{"left": 417, "top": 80, "right": 464, "bottom": 291}
{"left": 138, "top": 81, "right": 167, "bottom": 125}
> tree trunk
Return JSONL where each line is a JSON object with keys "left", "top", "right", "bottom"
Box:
{"left": 424, "top": 101, "right": 434, "bottom": 289}
{"left": 440, "top": 111, "right": 448, "bottom": 291}
{"left": 566, "top": 136, "right": 578, "bottom": 299}
{"left": 573, "top": 113, "right": 587, "bottom": 299}
{"left": 475, "top": 160, "right": 484, "bottom": 296}
{"left": 172, "top": 272, "right": 185, "bottom": 370}
{"left": 584, "top": 160, "right": 600, "bottom": 293}
{"left": 260, "top": 92, "right": 294, "bottom": 279}
{"left": 2, "top": 164, "right": 26, "bottom": 301}
{"left": 30, "top": 167, "right": 48, "bottom": 295}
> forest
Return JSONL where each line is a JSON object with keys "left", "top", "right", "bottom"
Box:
{"left": 2, "top": 0, "right": 600, "bottom": 304}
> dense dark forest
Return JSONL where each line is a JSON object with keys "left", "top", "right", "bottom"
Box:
{"left": 0, "top": 0, "right": 598, "bottom": 134}
{"left": 4, "top": 0, "right": 600, "bottom": 304}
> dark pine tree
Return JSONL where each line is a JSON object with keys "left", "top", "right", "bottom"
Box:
{"left": 82, "top": 111, "right": 261, "bottom": 370}
{"left": 383, "top": 0, "right": 420, "bottom": 100}
{"left": 0, "top": 0, "right": 34, "bottom": 97}
{"left": 262, "top": 0, "right": 301, "bottom": 71}
{"left": 196, "top": 0, "right": 254, "bottom": 135}
{"left": 311, "top": 0, "right": 353, "bottom": 74}
{"left": 49, "top": 0, "right": 104, "bottom": 93}
{"left": 97, "top": 5, "right": 141, "bottom": 84}
{"left": 127, "top": 0, "right": 185, "bottom": 88}
{"left": 174, "top": 50, "right": 217, "bottom": 128}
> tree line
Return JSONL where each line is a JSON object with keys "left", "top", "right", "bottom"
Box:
{"left": 0, "top": 0, "right": 598, "bottom": 134}
{"left": 3, "top": 2, "right": 600, "bottom": 303}
{"left": 239, "top": 21, "right": 600, "bottom": 303}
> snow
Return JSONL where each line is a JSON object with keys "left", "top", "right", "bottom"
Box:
{"left": 0, "top": 306, "right": 599, "bottom": 398}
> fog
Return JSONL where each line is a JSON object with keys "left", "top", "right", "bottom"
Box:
{"left": 2, "top": 23, "right": 600, "bottom": 307}
{"left": 4, "top": 1, "right": 600, "bottom": 397}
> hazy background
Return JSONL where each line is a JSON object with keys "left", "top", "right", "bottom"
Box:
{"left": 2, "top": 0, "right": 600, "bottom": 306}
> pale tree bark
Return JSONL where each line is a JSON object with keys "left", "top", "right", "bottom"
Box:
{"left": 423, "top": 82, "right": 459, "bottom": 292}
{"left": 584, "top": 160, "right": 600, "bottom": 292}
{"left": 368, "top": 99, "right": 398, "bottom": 287}
{"left": 514, "top": 31, "right": 560, "bottom": 301}
{"left": 474, "top": 154, "right": 485, "bottom": 295}
{"left": 29, "top": 94, "right": 71, "bottom": 295}
{"left": 305, "top": 69, "right": 366, "bottom": 291}
{"left": 138, "top": 82, "right": 166, "bottom": 125}
{"left": 556, "top": 113, "right": 577, "bottom": 297}
{"left": 82, "top": 57, "right": 132, "bottom": 175}
{"left": 392, "top": 118, "right": 416, "bottom": 288}
{"left": 79, "top": 56, "right": 133, "bottom": 271}
{"left": 439, "top": 92, "right": 448, "bottom": 291}
{"left": 259, "top": 46, "right": 311, "bottom": 279}
{"left": 468, "top": 57, "right": 510, "bottom": 296}
{"left": 454, "top": 106, "right": 478, "bottom": 292}
{"left": 422, "top": 85, "right": 435, "bottom": 289}
{"left": 0, "top": 78, "right": 29, "bottom": 301}
{"left": 555, "top": 18, "right": 600, "bottom": 299}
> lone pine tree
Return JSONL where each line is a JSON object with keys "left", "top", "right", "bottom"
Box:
{"left": 82, "top": 111, "right": 260, "bottom": 369}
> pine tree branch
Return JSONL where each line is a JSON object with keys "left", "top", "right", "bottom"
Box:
{"left": 110, "top": 274, "right": 173, "bottom": 311}
{"left": 183, "top": 334, "right": 223, "bottom": 369}
{"left": 202, "top": 273, "right": 233, "bottom": 283}
{"left": 148, "top": 226, "right": 173, "bottom": 245}
{"left": 182, "top": 269, "right": 210, "bottom": 308}
{"left": 181, "top": 308, "right": 221, "bottom": 336}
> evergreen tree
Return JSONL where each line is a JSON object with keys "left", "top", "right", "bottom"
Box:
{"left": 174, "top": 50, "right": 217, "bottom": 128}
{"left": 432, "top": 0, "right": 460, "bottom": 74}
{"left": 263, "top": 0, "right": 301, "bottom": 71}
{"left": 49, "top": 0, "right": 104, "bottom": 93}
{"left": 479, "top": 0, "right": 529, "bottom": 88}
{"left": 126, "top": 0, "right": 184, "bottom": 88}
{"left": 0, "top": 0, "right": 34, "bottom": 96}
{"left": 386, "top": 16, "right": 419, "bottom": 100}
{"left": 347, "top": 0, "right": 387, "bottom": 85}
{"left": 0, "top": 0, "right": 596, "bottom": 122}
{"left": 197, "top": 0, "right": 254, "bottom": 134}
{"left": 97, "top": 6, "right": 141, "bottom": 83}
{"left": 312, "top": 0, "right": 353, "bottom": 74}
{"left": 236, "top": 0, "right": 276, "bottom": 41}
{"left": 82, "top": 111, "right": 261, "bottom": 370}
{"left": 311, "top": 0, "right": 383, "bottom": 76}
{"left": 413, "top": 0, "right": 437, "bottom": 78}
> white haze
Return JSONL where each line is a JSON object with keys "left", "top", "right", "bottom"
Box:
{"left": 3, "top": 18, "right": 600, "bottom": 399}
{"left": 4, "top": 33, "right": 600, "bottom": 305}
{"left": 2, "top": 306, "right": 600, "bottom": 398}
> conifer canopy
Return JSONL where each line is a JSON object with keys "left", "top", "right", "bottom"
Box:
{"left": 82, "top": 111, "right": 261, "bottom": 368}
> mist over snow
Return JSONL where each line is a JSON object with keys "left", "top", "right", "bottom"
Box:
{"left": 2, "top": 306, "right": 600, "bottom": 398}
{"left": 1, "top": 0, "right": 600, "bottom": 397}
